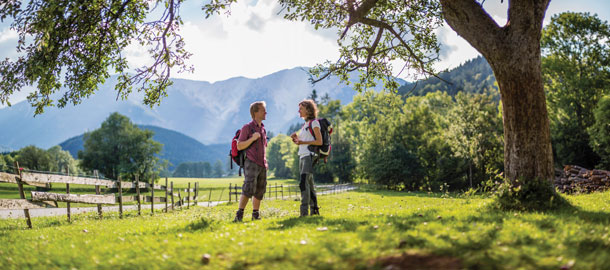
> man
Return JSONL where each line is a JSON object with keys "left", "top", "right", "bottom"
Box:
{"left": 234, "top": 101, "right": 268, "bottom": 222}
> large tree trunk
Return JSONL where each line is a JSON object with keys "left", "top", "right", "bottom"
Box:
{"left": 492, "top": 54, "right": 554, "bottom": 182}
{"left": 440, "top": 0, "right": 554, "bottom": 183}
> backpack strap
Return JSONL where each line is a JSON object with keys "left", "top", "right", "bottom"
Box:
{"left": 307, "top": 119, "right": 317, "bottom": 139}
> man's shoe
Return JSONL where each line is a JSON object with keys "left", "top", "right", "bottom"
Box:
{"left": 233, "top": 210, "right": 244, "bottom": 223}
{"left": 252, "top": 211, "right": 261, "bottom": 220}
{"left": 311, "top": 206, "right": 320, "bottom": 215}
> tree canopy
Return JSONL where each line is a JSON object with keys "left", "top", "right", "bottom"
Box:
{"left": 78, "top": 112, "right": 165, "bottom": 180}
{"left": 0, "top": 0, "right": 192, "bottom": 114}
{"left": 542, "top": 12, "right": 610, "bottom": 168}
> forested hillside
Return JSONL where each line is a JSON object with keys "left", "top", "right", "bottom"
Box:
{"left": 398, "top": 56, "right": 498, "bottom": 98}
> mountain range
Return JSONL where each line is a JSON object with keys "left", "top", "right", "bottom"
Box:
{"left": 58, "top": 125, "right": 226, "bottom": 170}
{"left": 0, "top": 67, "right": 388, "bottom": 152}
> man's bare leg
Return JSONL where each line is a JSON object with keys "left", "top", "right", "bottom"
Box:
{"left": 253, "top": 197, "right": 261, "bottom": 210}
{"left": 239, "top": 194, "right": 250, "bottom": 209}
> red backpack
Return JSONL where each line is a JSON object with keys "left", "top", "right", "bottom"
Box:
{"left": 229, "top": 126, "right": 255, "bottom": 176}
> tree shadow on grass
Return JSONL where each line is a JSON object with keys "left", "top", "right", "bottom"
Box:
{"left": 523, "top": 205, "right": 610, "bottom": 231}
{"left": 566, "top": 208, "right": 610, "bottom": 226}
{"left": 186, "top": 216, "right": 217, "bottom": 231}
{"left": 270, "top": 216, "right": 371, "bottom": 231}
{"left": 270, "top": 208, "right": 443, "bottom": 232}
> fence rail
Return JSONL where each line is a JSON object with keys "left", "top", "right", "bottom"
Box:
{"left": 31, "top": 191, "right": 116, "bottom": 204}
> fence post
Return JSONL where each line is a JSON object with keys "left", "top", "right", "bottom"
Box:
{"left": 66, "top": 166, "right": 71, "bottom": 223}
{"left": 136, "top": 175, "right": 141, "bottom": 216}
{"left": 94, "top": 170, "right": 103, "bottom": 219}
{"left": 187, "top": 182, "right": 191, "bottom": 209}
{"left": 281, "top": 184, "right": 284, "bottom": 200}
{"left": 14, "top": 162, "right": 32, "bottom": 229}
{"left": 170, "top": 182, "right": 175, "bottom": 211}
{"left": 165, "top": 178, "right": 168, "bottom": 213}
{"left": 234, "top": 185, "right": 238, "bottom": 202}
{"left": 193, "top": 182, "right": 199, "bottom": 205}
{"left": 228, "top": 183, "right": 232, "bottom": 203}
{"left": 150, "top": 178, "right": 155, "bottom": 215}
{"left": 207, "top": 188, "right": 212, "bottom": 207}
{"left": 178, "top": 188, "right": 182, "bottom": 210}
{"left": 118, "top": 176, "right": 123, "bottom": 219}
{"left": 275, "top": 184, "right": 278, "bottom": 199}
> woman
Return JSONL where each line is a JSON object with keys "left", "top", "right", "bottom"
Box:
{"left": 291, "top": 99, "right": 322, "bottom": 216}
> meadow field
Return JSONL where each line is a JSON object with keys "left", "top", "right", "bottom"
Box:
{"left": 2, "top": 188, "right": 610, "bottom": 269}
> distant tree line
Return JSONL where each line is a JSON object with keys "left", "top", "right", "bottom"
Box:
{"left": 172, "top": 160, "right": 226, "bottom": 178}
{"left": 0, "top": 145, "right": 79, "bottom": 175}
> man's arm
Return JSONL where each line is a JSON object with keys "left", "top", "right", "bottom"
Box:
{"left": 237, "top": 132, "right": 261, "bottom": 150}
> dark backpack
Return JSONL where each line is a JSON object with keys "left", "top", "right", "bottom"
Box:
{"left": 229, "top": 127, "right": 254, "bottom": 176}
{"left": 306, "top": 118, "right": 332, "bottom": 164}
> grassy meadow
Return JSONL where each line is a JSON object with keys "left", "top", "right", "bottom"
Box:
{"left": 2, "top": 188, "right": 610, "bottom": 269}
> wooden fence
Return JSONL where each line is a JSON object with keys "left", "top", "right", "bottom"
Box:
{"left": 1, "top": 163, "right": 356, "bottom": 228}
{"left": 0, "top": 163, "right": 197, "bottom": 228}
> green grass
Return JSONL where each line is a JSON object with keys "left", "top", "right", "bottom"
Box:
{"left": 2, "top": 189, "right": 610, "bottom": 269}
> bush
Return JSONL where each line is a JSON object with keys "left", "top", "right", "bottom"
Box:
{"left": 493, "top": 177, "right": 570, "bottom": 211}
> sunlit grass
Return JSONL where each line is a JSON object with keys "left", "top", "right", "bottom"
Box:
{"left": 2, "top": 189, "right": 610, "bottom": 269}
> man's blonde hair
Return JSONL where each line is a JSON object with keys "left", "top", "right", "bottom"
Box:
{"left": 250, "top": 101, "right": 266, "bottom": 119}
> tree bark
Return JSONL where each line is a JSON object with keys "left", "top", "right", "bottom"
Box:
{"left": 440, "top": 0, "right": 554, "bottom": 183}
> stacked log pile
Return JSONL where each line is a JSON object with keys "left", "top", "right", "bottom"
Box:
{"left": 554, "top": 165, "right": 610, "bottom": 193}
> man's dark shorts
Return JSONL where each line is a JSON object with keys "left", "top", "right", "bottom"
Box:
{"left": 242, "top": 158, "right": 267, "bottom": 200}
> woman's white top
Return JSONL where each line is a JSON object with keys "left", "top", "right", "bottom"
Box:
{"left": 298, "top": 119, "right": 320, "bottom": 157}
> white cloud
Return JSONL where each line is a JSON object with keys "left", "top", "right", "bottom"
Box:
{"left": 434, "top": 25, "right": 481, "bottom": 73}
{"left": 0, "top": 27, "right": 17, "bottom": 43}
{"left": 168, "top": 0, "right": 340, "bottom": 83}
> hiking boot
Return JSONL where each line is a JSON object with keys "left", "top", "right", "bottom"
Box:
{"left": 311, "top": 206, "right": 320, "bottom": 215}
{"left": 252, "top": 211, "right": 261, "bottom": 220}
{"left": 233, "top": 209, "right": 244, "bottom": 223}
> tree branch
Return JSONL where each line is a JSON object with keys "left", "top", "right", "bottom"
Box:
{"left": 439, "top": 0, "right": 503, "bottom": 56}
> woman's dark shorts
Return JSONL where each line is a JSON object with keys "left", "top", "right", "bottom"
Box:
{"left": 242, "top": 158, "right": 267, "bottom": 200}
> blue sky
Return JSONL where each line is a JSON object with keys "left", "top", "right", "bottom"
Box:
{"left": 0, "top": 0, "right": 609, "bottom": 105}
